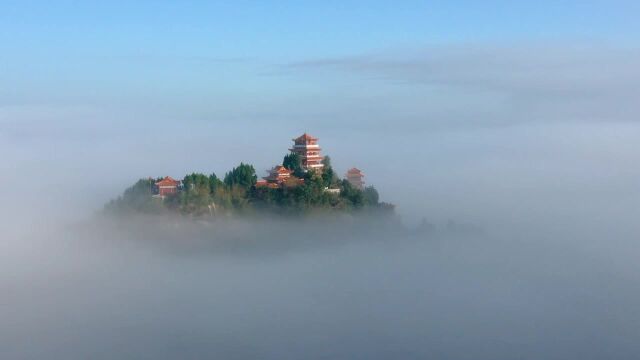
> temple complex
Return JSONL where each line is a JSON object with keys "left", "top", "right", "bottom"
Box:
{"left": 290, "top": 133, "right": 324, "bottom": 172}
{"left": 150, "top": 133, "right": 365, "bottom": 195}
{"left": 346, "top": 168, "right": 365, "bottom": 190}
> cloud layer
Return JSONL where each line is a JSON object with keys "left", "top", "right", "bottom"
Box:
{"left": 286, "top": 44, "right": 640, "bottom": 126}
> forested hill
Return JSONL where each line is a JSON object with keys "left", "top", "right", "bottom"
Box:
{"left": 105, "top": 159, "right": 394, "bottom": 217}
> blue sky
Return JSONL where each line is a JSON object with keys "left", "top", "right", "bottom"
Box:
{"left": 2, "top": 1, "right": 639, "bottom": 69}
{"left": 1, "top": 1, "right": 639, "bottom": 223}
{"left": 2, "top": 1, "right": 639, "bottom": 60}
{"left": 1, "top": 1, "right": 638, "bottom": 111}
{"left": 1, "top": 1, "right": 638, "bottom": 104}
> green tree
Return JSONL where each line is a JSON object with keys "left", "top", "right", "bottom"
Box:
{"left": 283, "top": 152, "right": 305, "bottom": 177}
{"left": 229, "top": 184, "right": 250, "bottom": 211}
{"left": 224, "top": 163, "right": 257, "bottom": 188}
{"left": 183, "top": 173, "right": 210, "bottom": 192}
{"left": 321, "top": 166, "right": 337, "bottom": 188}
{"left": 321, "top": 156, "right": 332, "bottom": 167}
{"left": 340, "top": 179, "right": 364, "bottom": 208}
{"left": 179, "top": 173, "right": 213, "bottom": 215}
{"left": 105, "top": 178, "right": 163, "bottom": 214}
{"left": 209, "top": 172, "right": 223, "bottom": 193}
{"left": 363, "top": 186, "right": 380, "bottom": 205}
{"left": 292, "top": 172, "right": 327, "bottom": 208}
{"left": 319, "top": 156, "right": 338, "bottom": 188}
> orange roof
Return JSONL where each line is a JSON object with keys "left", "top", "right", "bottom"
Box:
{"left": 347, "top": 168, "right": 364, "bottom": 175}
{"left": 293, "top": 133, "right": 318, "bottom": 142}
{"left": 274, "top": 165, "right": 293, "bottom": 174}
{"left": 266, "top": 165, "right": 293, "bottom": 176}
{"left": 262, "top": 165, "right": 294, "bottom": 183}
{"left": 155, "top": 176, "right": 180, "bottom": 186}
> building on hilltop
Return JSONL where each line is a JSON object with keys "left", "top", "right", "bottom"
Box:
{"left": 155, "top": 176, "right": 181, "bottom": 196}
{"left": 346, "top": 168, "right": 365, "bottom": 190}
{"left": 256, "top": 165, "right": 303, "bottom": 189}
{"left": 265, "top": 165, "right": 293, "bottom": 184}
{"left": 290, "top": 133, "right": 324, "bottom": 172}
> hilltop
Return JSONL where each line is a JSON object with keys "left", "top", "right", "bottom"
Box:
{"left": 105, "top": 133, "right": 394, "bottom": 218}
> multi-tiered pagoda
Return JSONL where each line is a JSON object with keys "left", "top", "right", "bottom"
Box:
{"left": 290, "top": 133, "right": 324, "bottom": 172}
{"left": 346, "top": 168, "right": 365, "bottom": 190}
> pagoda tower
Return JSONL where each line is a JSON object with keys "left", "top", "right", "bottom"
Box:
{"left": 346, "top": 168, "right": 365, "bottom": 190}
{"left": 290, "top": 133, "right": 324, "bottom": 171}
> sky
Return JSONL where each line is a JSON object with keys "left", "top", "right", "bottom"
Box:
{"left": 1, "top": 0, "right": 639, "bottom": 226}
{"left": 2, "top": 0, "right": 639, "bottom": 107}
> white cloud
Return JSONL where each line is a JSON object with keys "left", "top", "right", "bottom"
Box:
{"left": 286, "top": 44, "right": 640, "bottom": 125}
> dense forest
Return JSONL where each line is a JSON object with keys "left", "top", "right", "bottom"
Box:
{"left": 105, "top": 154, "right": 394, "bottom": 217}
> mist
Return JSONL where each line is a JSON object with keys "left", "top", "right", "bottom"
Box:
{"left": 3, "top": 211, "right": 640, "bottom": 359}
{"left": 3, "top": 118, "right": 640, "bottom": 359}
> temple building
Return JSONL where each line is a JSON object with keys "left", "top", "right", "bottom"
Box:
{"left": 346, "top": 168, "right": 365, "bottom": 190}
{"left": 155, "top": 176, "right": 181, "bottom": 196}
{"left": 290, "top": 133, "right": 324, "bottom": 172}
{"left": 256, "top": 165, "right": 301, "bottom": 188}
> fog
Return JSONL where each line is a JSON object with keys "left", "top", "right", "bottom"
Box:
{"left": 3, "top": 214, "right": 640, "bottom": 359}
{"left": 2, "top": 43, "right": 640, "bottom": 359}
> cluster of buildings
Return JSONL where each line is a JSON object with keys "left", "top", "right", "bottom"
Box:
{"left": 152, "top": 133, "right": 365, "bottom": 196}
{"left": 255, "top": 133, "right": 365, "bottom": 191}
{"left": 256, "top": 133, "right": 329, "bottom": 189}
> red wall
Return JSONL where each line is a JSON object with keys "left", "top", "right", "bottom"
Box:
{"left": 158, "top": 187, "right": 177, "bottom": 196}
